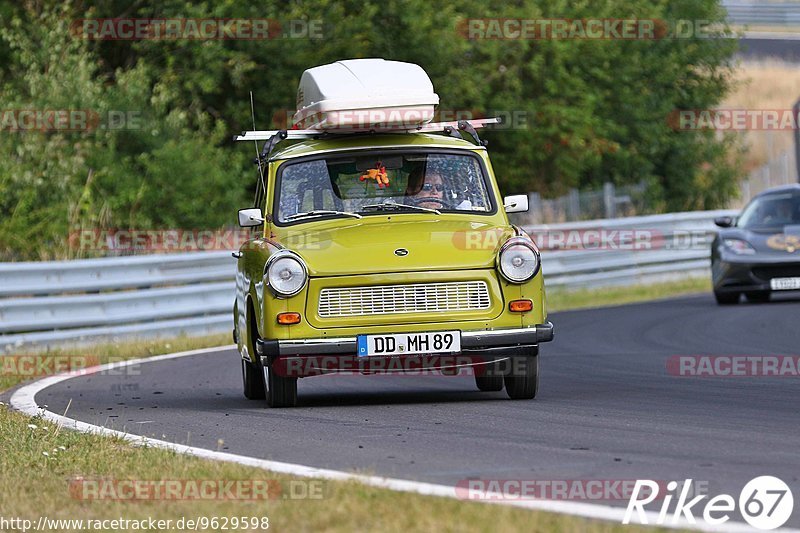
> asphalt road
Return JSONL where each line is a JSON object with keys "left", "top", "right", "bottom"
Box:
{"left": 36, "top": 293, "right": 800, "bottom": 526}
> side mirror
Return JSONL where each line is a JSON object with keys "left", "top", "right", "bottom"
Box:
{"left": 238, "top": 208, "right": 265, "bottom": 227}
{"left": 503, "top": 195, "right": 529, "bottom": 213}
{"left": 714, "top": 216, "right": 733, "bottom": 228}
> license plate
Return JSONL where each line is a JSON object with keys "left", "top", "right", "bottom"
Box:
{"left": 770, "top": 277, "right": 800, "bottom": 290}
{"left": 357, "top": 331, "right": 461, "bottom": 357}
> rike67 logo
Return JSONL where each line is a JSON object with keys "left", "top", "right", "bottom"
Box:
{"left": 624, "top": 476, "right": 794, "bottom": 530}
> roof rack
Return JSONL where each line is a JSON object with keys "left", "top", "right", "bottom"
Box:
{"left": 234, "top": 118, "right": 501, "bottom": 164}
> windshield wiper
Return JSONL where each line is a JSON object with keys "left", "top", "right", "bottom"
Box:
{"left": 360, "top": 201, "right": 441, "bottom": 215}
{"left": 285, "top": 210, "right": 362, "bottom": 221}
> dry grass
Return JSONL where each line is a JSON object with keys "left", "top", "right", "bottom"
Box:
{"left": 724, "top": 59, "right": 800, "bottom": 174}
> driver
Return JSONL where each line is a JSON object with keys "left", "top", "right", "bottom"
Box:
{"left": 405, "top": 167, "right": 445, "bottom": 210}
{"left": 763, "top": 198, "right": 795, "bottom": 224}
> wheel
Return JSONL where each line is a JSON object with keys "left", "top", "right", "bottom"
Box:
{"left": 745, "top": 291, "right": 770, "bottom": 303}
{"left": 241, "top": 359, "right": 265, "bottom": 400}
{"left": 504, "top": 354, "right": 538, "bottom": 400}
{"left": 263, "top": 363, "right": 298, "bottom": 408}
{"left": 714, "top": 290, "right": 740, "bottom": 305}
{"left": 475, "top": 361, "right": 504, "bottom": 392}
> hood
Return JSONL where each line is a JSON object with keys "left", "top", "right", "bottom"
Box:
{"left": 276, "top": 218, "right": 514, "bottom": 277}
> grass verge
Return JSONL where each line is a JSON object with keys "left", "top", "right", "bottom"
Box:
{"left": 0, "top": 404, "right": 653, "bottom": 532}
{"left": 546, "top": 277, "right": 711, "bottom": 312}
{"left": 0, "top": 283, "right": 700, "bottom": 532}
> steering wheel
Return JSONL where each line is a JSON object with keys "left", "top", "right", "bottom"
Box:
{"left": 406, "top": 196, "right": 453, "bottom": 209}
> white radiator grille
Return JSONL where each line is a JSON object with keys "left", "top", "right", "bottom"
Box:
{"left": 318, "top": 281, "right": 491, "bottom": 318}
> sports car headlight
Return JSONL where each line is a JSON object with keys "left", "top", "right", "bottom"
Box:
{"left": 265, "top": 251, "right": 308, "bottom": 297}
{"left": 723, "top": 238, "right": 756, "bottom": 255}
{"left": 497, "top": 237, "right": 541, "bottom": 283}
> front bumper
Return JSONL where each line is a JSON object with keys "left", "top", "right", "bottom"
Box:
{"left": 714, "top": 256, "right": 800, "bottom": 293}
{"left": 256, "top": 322, "right": 554, "bottom": 364}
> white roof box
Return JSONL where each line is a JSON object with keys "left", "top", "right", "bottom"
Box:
{"left": 292, "top": 59, "right": 439, "bottom": 131}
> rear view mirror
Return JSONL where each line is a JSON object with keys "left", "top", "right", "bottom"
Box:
{"left": 239, "top": 208, "right": 265, "bottom": 227}
{"left": 504, "top": 195, "right": 529, "bottom": 213}
{"left": 714, "top": 216, "right": 733, "bottom": 228}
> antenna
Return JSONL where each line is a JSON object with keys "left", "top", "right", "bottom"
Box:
{"left": 250, "top": 91, "right": 267, "bottom": 196}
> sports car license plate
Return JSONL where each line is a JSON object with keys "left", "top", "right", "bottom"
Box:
{"left": 770, "top": 277, "right": 800, "bottom": 290}
{"left": 357, "top": 331, "right": 461, "bottom": 357}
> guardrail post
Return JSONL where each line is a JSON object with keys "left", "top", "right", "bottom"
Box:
{"left": 794, "top": 97, "right": 800, "bottom": 182}
{"left": 603, "top": 182, "right": 616, "bottom": 219}
{"left": 567, "top": 188, "right": 580, "bottom": 221}
{"left": 528, "top": 192, "right": 542, "bottom": 224}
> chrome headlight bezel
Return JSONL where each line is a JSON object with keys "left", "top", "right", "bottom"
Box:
{"left": 265, "top": 250, "right": 308, "bottom": 297}
{"left": 497, "top": 237, "right": 541, "bottom": 283}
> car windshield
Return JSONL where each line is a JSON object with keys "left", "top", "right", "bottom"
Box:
{"left": 275, "top": 152, "right": 492, "bottom": 223}
{"left": 737, "top": 193, "right": 800, "bottom": 229}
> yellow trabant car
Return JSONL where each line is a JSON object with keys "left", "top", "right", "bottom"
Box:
{"left": 232, "top": 129, "right": 553, "bottom": 407}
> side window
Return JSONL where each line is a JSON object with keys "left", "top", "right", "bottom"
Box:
{"left": 278, "top": 160, "right": 340, "bottom": 221}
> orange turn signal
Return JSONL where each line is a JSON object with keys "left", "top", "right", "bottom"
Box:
{"left": 277, "top": 312, "right": 301, "bottom": 325}
{"left": 509, "top": 299, "right": 533, "bottom": 312}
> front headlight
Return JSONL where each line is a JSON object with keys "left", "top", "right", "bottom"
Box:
{"left": 723, "top": 238, "right": 756, "bottom": 255}
{"left": 497, "top": 237, "right": 541, "bottom": 283}
{"left": 265, "top": 250, "right": 308, "bottom": 297}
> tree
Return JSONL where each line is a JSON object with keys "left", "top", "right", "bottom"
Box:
{"left": 0, "top": 0, "right": 743, "bottom": 259}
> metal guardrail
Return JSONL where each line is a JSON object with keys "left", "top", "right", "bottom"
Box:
{"left": 0, "top": 252, "right": 233, "bottom": 297}
{"left": 0, "top": 210, "right": 734, "bottom": 351}
{"left": 1, "top": 252, "right": 235, "bottom": 352}
{"left": 722, "top": 1, "right": 800, "bottom": 26}
{"left": 524, "top": 209, "right": 736, "bottom": 288}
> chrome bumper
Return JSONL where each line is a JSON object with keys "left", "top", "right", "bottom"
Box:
{"left": 256, "top": 322, "right": 554, "bottom": 361}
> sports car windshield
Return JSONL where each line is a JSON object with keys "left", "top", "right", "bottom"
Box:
{"left": 737, "top": 193, "right": 800, "bottom": 229}
{"left": 275, "top": 152, "right": 493, "bottom": 223}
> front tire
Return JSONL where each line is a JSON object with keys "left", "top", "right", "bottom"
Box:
{"left": 242, "top": 359, "right": 265, "bottom": 400}
{"left": 504, "top": 354, "right": 539, "bottom": 400}
{"left": 745, "top": 291, "right": 770, "bottom": 303}
{"left": 714, "top": 290, "right": 739, "bottom": 305}
{"left": 263, "top": 363, "right": 298, "bottom": 408}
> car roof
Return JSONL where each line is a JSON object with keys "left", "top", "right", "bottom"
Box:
{"left": 269, "top": 132, "right": 485, "bottom": 161}
{"left": 754, "top": 184, "right": 800, "bottom": 198}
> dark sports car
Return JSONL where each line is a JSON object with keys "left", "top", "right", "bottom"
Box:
{"left": 712, "top": 184, "right": 800, "bottom": 305}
